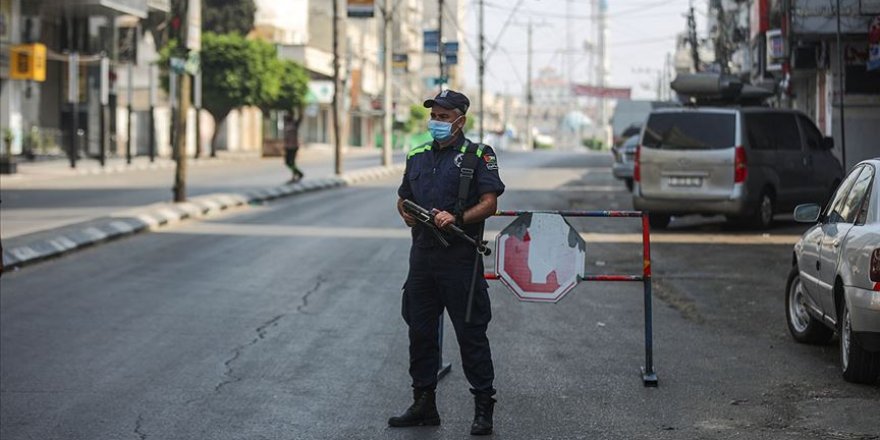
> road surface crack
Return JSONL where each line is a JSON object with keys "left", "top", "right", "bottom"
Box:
{"left": 214, "top": 314, "right": 285, "bottom": 394}
{"left": 134, "top": 414, "right": 147, "bottom": 440}
{"left": 297, "top": 276, "right": 326, "bottom": 314}
{"left": 201, "top": 276, "right": 326, "bottom": 398}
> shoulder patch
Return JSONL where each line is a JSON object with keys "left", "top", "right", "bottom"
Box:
{"left": 483, "top": 154, "right": 498, "bottom": 170}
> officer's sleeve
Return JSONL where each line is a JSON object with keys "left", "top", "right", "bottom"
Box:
{"left": 475, "top": 146, "right": 505, "bottom": 197}
{"left": 398, "top": 158, "right": 413, "bottom": 200}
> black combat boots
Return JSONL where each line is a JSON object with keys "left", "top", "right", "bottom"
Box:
{"left": 470, "top": 394, "right": 496, "bottom": 435}
{"left": 388, "top": 388, "right": 441, "bottom": 427}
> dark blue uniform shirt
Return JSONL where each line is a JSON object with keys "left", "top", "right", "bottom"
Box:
{"left": 398, "top": 133, "right": 505, "bottom": 248}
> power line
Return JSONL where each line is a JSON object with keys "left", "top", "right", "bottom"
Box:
{"left": 482, "top": 0, "right": 690, "bottom": 20}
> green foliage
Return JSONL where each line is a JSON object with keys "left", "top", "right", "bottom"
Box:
{"left": 266, "top": 60, "right": 310, "bottom": 114}
{"left": 202, "top": 0, "right": 256, "bottom": 35}
{"left": 464, "top": 115, "right": 475, "bottom": 133}
{"left": 403, "top": 105, "right": 429, "bottom": 133}
{"left": 197, "top": 32, "right": 280, "bottom": 121}
{"left": 581, "top": 138, "right": 605, "bottom": 150}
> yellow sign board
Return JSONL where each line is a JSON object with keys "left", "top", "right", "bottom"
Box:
{"left": 9, "top": 43, "right": 47, "bottom": 82}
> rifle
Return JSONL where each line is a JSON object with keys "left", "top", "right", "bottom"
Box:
{"left": 402, "top": 199, "right": 491, "bottom": 257}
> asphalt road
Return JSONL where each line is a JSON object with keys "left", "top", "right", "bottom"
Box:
{"left": 1, "top": 150, "right": 878, "bottom": 439}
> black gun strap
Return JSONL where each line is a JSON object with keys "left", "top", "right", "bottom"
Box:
{"left": 455, "top": 141, "right": 482, "bottom": 218}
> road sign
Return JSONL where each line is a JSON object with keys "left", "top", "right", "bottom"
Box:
{"left": 495, "top": 213, "right": 586, "bottom": 303}
{"left": 424, "top": 30, "right": 440, "bottom": 53}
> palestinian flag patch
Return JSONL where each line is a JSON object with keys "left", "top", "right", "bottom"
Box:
{"left": 483, "top": 154, "right": 498, "bottom": 170}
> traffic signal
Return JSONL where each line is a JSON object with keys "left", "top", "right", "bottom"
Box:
{"left": 9, "top": 43, "right": 47, "bottom": 82}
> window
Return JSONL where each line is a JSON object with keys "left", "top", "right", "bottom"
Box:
{"left": 825, "top": 166, "right": 864, "bottom": 224}
{"left": 745, "top": 113, "right": 800, "bottom": 151}
{"left": 841, "top": 166, "right": 874, "bottom": 223}
{"left": 769, "top": 114, "right": 801, "bottom": 150}
{"left": 642, "top": 112, "right": 735, "bottom": 150}
{"left": 746, "top": 114, "right": 774, "bottom": 151}
{"left": 798, "top": 114, "right": 824, "bottom": 151}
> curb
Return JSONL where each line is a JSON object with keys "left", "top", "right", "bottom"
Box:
{"left": 1, "top": 164, "right": 405, "bottom": 271}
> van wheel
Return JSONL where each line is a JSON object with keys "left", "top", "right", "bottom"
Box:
{"left": 785, "top": 266, "right": 833, "bottom": 344}
{"left": 648, "top": 214, "right": 671, "bottom": 229}
{"left": 839, "top": 297, "right": 880, "bottom": 384}
{"left": 749, "top": 191, "right": 775, "bottom": 229}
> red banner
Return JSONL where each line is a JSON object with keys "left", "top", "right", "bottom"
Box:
{"left": 571, "top": 84, "right": 631, "bottom": 99}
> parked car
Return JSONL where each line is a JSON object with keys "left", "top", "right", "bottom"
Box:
{"left": 786, "top": 158, "right": 880, "bottom": 384}
{"left": 611, "top": 134, "right": 639, "bottom": 191}
{"left": 632, "top": 107, "right": 843, "bottom": 229}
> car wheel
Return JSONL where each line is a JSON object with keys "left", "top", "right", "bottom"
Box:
{"left": 648, "top": 214, "right": 670, "bottom": 229}
{"left": 839, "top": 297, "right": 880, "bottom": 384}
{"left": 785, "top": 266, "right": 833, "bottom": 344}
{"left": 625, "top": 178, "right": 633, "bottom": 192}
{"left": 749, "top": 191, "right": 775, "bottom": 229}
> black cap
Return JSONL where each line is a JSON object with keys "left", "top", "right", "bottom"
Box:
{"left": 423, "top": 89, "right": 470, "bottom": 115}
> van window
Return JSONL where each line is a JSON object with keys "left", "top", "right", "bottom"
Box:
{"left": 745, "top": 113, "right": 801, "bottom": 151}
{"left": 798, "top": 114, "right": 824, "bottom": 151}
{"left": 642, "top": 113, "right": 735, "bottom": 150}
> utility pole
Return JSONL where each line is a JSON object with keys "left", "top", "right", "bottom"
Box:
{"left": 148, "top": 62, "right": 156, "bottom": 162}
{"left": 687, "top": 1, "right": 701, "bottom": 72}
{"left": 100, "top": 55, "right": 109, "bottom": 166}
{"left": 332, "top": 0, "right": 342, "bottom": 175}
{"left": 68, "top": 51, "right": 79, "bottom": 169}
{"left": 478, "top": 0, "right": 485, "bottom": 144}
{"left": 438, "top": 0, "right": 445, "bottom": 90}
{"left": 526, "top": 19, "right": 533, "bottom": 150}
{"left": 835, "top": 0, "right": 846, "bottom": 169}
{"left": 194, "top": 70, "right": 202, "bottom": 159}
{"left": 110, "top": 14, "right": 119, "bottom": 161}
{"left": 381, "top": 0, "right": 393, "bottom": 167}
{"left": 173, "top": 0, "right": 199, "bottom": 202}
{"left": 173, "top": 72, "right": 190, "bottom": 202}
{"left": 126, "top": 59, "right": 133, "bottom": 164}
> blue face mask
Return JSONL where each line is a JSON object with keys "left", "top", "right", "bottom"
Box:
{"left": 428, "top": 116, "right": 462, "bottom": 141}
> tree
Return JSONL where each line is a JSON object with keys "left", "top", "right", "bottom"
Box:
{"left": 160, "top": 32, "right": 282, "bottom": 152}
{"left": 264, "top": 60, "right": 310, "bottom": 148}
{"left": 202, "top": 0, "right": 256, "bottom": 35}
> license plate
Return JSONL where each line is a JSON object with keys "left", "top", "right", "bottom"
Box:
{"left": 668, "top": 176, "right": 703, "bottom": 187}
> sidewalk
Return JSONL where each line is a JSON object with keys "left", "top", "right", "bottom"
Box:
{"left": 1, "top": 146, "right": 405, "bottom": 270}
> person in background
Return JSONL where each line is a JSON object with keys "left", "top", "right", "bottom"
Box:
{"left": 283, "top": 113, "right": 304, "bottom": 183}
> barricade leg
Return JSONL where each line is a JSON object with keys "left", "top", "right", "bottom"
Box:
{"left": 641, "top": 213, "right": 658, "bottom": 387}
{"left": 438, "top": 318, "right": 452, "bottom": 379}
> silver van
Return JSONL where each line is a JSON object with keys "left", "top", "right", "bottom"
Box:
{"left": 632, "top": 107, "right": 843, "bottom": 229}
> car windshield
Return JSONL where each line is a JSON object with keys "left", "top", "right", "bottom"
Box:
{"left": 642, "top": 112, "right": 735, "bottom": 150}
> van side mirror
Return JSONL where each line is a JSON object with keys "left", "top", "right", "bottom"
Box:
{"left": 822, "top": 136, "right": 834, "bottom": 149}
{"left": 793, "top": 204, "right": 821, "bottom": 223}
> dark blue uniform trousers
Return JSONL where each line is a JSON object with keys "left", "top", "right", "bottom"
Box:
{"left": 402, "top": 243, "right": 495, "bottom": 395}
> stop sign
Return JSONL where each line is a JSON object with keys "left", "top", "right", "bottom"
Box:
{"left": 495, "top": 213, "right": 586, "bottom": 303}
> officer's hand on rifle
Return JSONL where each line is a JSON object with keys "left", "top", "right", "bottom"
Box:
{"left": 431, "top": 209, "right": 457, "bottom": 230}
{"left": 398, "top": 198, "right": 418, "bottom": 227}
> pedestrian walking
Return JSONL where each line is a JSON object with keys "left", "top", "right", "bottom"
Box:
{"left": 283, "top": 113, "right": 304, "bottom": 183}
{"left": 391, "top": 90, "right": 505, "bottom": 436}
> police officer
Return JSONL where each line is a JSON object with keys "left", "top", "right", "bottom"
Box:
{"left": 390, "top": 90, "right": 505, "bottom": 436}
